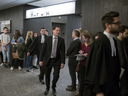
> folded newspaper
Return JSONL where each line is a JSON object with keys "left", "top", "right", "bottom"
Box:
{"left": 75, "top": 54, "right": 85, "bottom": 60}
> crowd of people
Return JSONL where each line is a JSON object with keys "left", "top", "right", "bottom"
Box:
{"left": 0, "top": 29, "right": 41, "bottom": 71}
{"left": 0, "top": 11, "right": 128, "bottom": 96}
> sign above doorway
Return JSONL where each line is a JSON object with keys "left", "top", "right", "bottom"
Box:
{"left": 26, "top": 2, "right": 76, "bottom": 19}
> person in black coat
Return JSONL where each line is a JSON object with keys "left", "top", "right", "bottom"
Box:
{"left": 84, "top": 11, "right": 121, "bottom": 96}
{"left": 95, "top": 32, "right": 103, "bottom": 40}
{"left": 27, "top": 27, "right": 47, "bottom": 84}
{"left": 116, "top": 25, "right": 128, "bottom": 96}
{"left": 39, "top": 26, "right": 65, "bottom": 96}
{"left": 25, "top": 31, "right": 33, "bottom": 72}
{"left": 66, "top": 29, "right": 80, "bottom": 91}
{"left": 29, "top": 32, "right": 38, "bottom": 69}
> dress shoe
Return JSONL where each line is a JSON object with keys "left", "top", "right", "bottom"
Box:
{"left": 39, "top": 77, "right": 45, "bottom": 84}
{"left": 75, "top": 93, "right": 83, "bottom": 96}
{"left": 33, "top": 66, "right": 39, "bottom": 69}
{"left": 66, "top": 87, "right": 76, "bottom": 91}
{"left": 52, "top": 89, "right": 57, "bottom": 96}
{"left": 26, "top": 69, "right": 31, "bottom": 72}
{"left": 67, "top": 85, "right": 72, "bottom": 87}
{"left": 41, "top": 79, "right": 45, "bottom": 84}
{"left": 44, "top": 89, "right": 49, "bottom": 95}
{"left": 39, "top": 77, "right": 42, "bottom": 82}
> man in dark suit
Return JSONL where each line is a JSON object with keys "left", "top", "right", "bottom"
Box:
{"left": 116, "top": 25, "right": 128, "bottom": 96}
{"left": 39, "top": 26, "right": 65, "bottom": 96}
{"left": 66, "top": 29, "right": 81, "bottom": 91}
{"left": 27, "top": 27, "right": 47, "bottom": 84}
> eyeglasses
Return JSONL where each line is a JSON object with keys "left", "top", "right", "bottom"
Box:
{"left": 112, "top": 21, "right": 121, "bottom": 25}
{"left": 4, "top": 29, "right": 8, "bottom": 31}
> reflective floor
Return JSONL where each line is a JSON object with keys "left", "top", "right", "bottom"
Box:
{"left": 0, "top": 58, "right": 78, "bottom": 96}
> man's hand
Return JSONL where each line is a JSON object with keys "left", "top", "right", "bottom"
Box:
{"left": 39, "top": 61, "right": 43, "bottom": 67}
{"left": 13, "top": 42, "right": 17, "bottom": 45}
{"left": 4, "top": 47, "right": 7, "bottom": 51}
{"left": 79, "top": 50, "right": 83, "bottom": 54}
{"left": 61, "top": 63, "right": 65, "bottom": 69}
{"left": 2, "top": 44, "right": 6, "bottom": 47}
{"left": 96, "top": 93, "right": 104, "bottom": 96}
{"left": 83, "top": 53, "right": 88, "bottom": 57}
{"left": 27, "top": 52, "right": 30, "bottom": 56}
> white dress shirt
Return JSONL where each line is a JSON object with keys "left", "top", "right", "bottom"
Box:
{"left": 41, "top": 35, "right": 45, "bottom": 43}
{"left": 79, "top": 37, "right": 81, "bottom": 40}
{"left": 104, "top": 31, "right": 116, "bottom": 56}
{"left": 51, "top": 35, "right": 58, "bottom": 58}
{"left": 73, "top": 37, "right": 79, "bottom": 41}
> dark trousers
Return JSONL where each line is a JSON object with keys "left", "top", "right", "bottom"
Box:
{"left": 45, "top": 58, "right": 61, "bottom": 90}
{"left": 30, "top": 54, "right": 38, "bottom": 67}
{"left": 29, "top": 55, "right": 33, "bottom": 67}
{"left": 0, "top": 52, "right": 3, "bottom": 63}
{"left": 37, "top": 55, "right": 45, "bottom": 80}
{"left": 103, "top": 80, "right": 121, "bottom": 96}
{"left": 39, "top": 64, "right": 46, "bottom": 80}
{"left": 79, "top": 64, "right": 85, "bottom": 94}
{"left": 120, "top": 71, "right": 128, "bottom": 96}
{"left": 68, "top": 58, "right": 78, "bottom": 89}
{"left": 11, "top": 59, "right": 23, "bottom": 68}
{"left": 26, "top": 55, "right": 32, "bottom": 68}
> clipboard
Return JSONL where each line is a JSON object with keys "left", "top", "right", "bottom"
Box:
{"left": 75, "top": 54, "right": 85, "bottom": 60}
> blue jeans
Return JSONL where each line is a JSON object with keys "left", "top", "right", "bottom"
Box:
{"left": 1, "top": 44, "right": 10, "bottom": 63}
{"left": 26, "top": 55, "right": 32, "bottom": 68}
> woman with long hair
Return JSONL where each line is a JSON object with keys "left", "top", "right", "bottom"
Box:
{"left": 33, "top": 32, "right": 37, "bottom": 40}
{"left": 25, "top": 31, "right": 32, "bottom": 45}
{"left": 30, "top": 32, "right": 38, "bottom": 69}
{"left": 10, "top": 30, "right": 24, "bottom": 71}
{"left": 76, "top": 30, "right": 94, "bottom": 96}
{"left": 25, "top": 31, "right": 33, "bottom": 72}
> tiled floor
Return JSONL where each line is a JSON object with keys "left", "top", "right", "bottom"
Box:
{"left": 0, "top": 58, "right": 79, "bottom": 96}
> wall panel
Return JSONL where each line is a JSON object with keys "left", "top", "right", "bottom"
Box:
{"left": 82, "top": 0, "right": 128, "bottom": 35}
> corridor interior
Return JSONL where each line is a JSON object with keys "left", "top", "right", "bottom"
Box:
{"left": 0, "top": 58, "right": 79, "bottom": 96}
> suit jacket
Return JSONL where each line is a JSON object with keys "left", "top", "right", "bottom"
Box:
{"left": 25, "top": 38, "right": 32, "bottom": 53}
{"left": 28, "top": 35, "right": 47, "bottom": 57}
{"left": 0, "top": 41, "right": 2, "bottom": 52}
{"left": 67, "top": 39, "right": 81, "bottom": 59}
{"left": 39, "top": 36, "right": 65, "bottom": 66}
{"left": 116, "top": 38, "right": 128, "bottom": 70}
